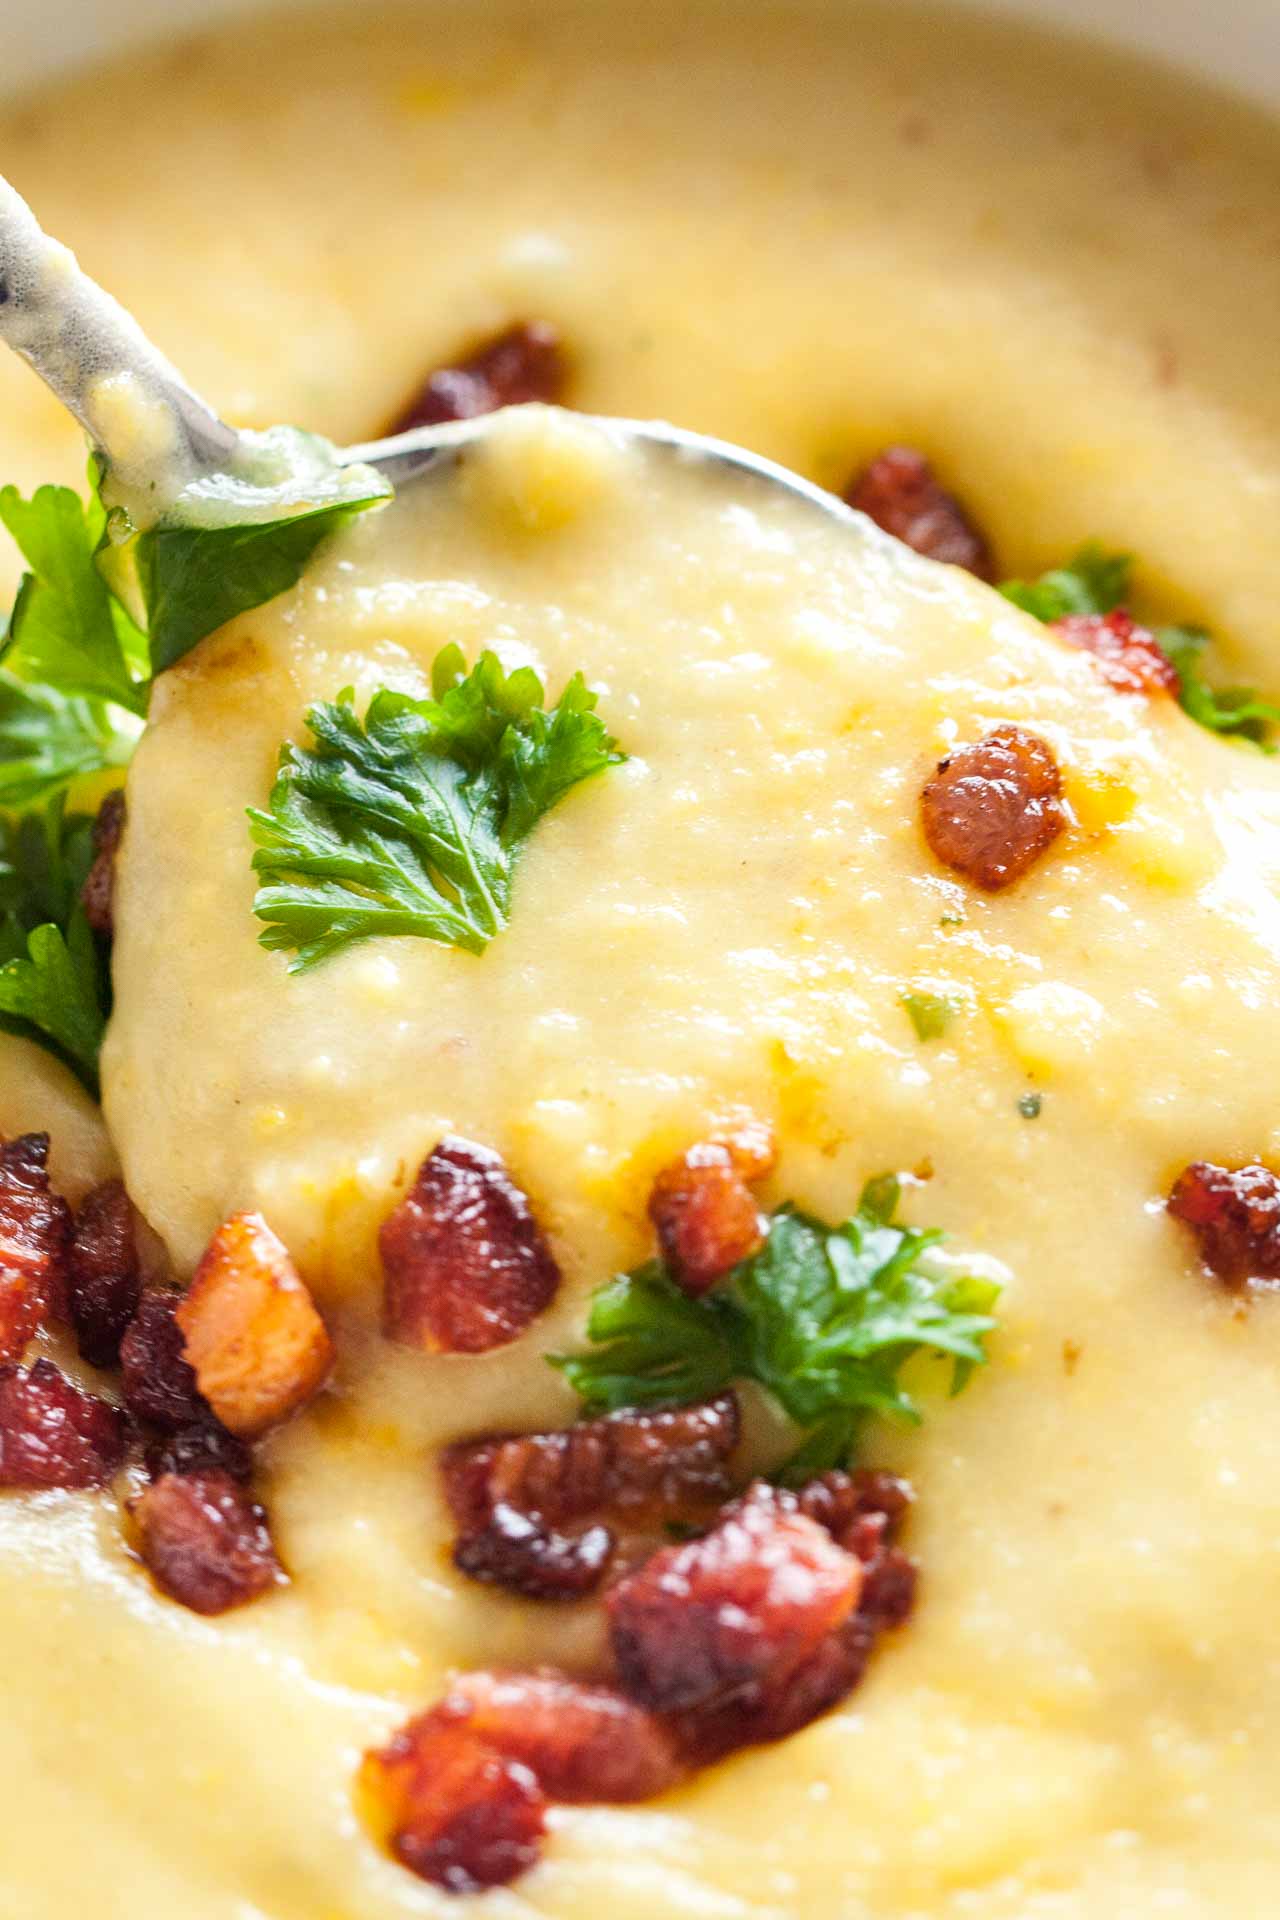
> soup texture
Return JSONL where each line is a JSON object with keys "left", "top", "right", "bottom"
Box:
{"left": 1, "top": 5, "right": 1280, "bottom": 1918}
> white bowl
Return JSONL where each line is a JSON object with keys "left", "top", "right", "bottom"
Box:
{"left": 4, "top": 0, "right": 1280, "bottom": 107}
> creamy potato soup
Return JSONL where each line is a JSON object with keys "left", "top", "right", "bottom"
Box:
{"left": 2, "top": 4, "right": 1280, "bottom": 1918}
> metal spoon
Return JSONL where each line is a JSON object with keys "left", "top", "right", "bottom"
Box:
{"left": 0, "top": 171, "right": 854, "bottom": 528}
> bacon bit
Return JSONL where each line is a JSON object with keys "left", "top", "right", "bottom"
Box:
{"left": 66, "top": 1178, "right": 141, "bottom": 1369}
{"left": 443, "top": 1392, "right": 740, "bottom": 1536}
{"left": 175, "top": 1212, "right": 333, "bottom": 1438}
{"left": 436, "top": 1669, "right": 684, "bottom": 1803}
{"left": 0, "top": 1357, "right": 127, "bottom": 1489}
{"left": 361, "top": 1717, "right": 547, "bottom": 1894}
{"left": 131, "top": 1468, "right": 284, "bottom": 1614}
{"left": 381, "top": 1137, "right": 560, "bottom": 1355}
{"left": 1168, "top": 1161, "right": 1280, "bottom": 1287}
{"left": 921, "top": 724, "right": 1066, "bottom": 891}
{"left": 454, "top": 1504, "right": 614, "bottom": 1601}
{"left": 144, "top": 1420, "right": 254, "bottom": 1485}
{"left": 606, "top": 1479, "right": 862, "bottom": 1715}
{"left": 0, "top": 1133, "right": 70, "bottom": 1365}
{"left": 387, "top": 321, "right": 567, "bottom": 437}
{"left": 80, "top": 788, "right": 126, "bottom": 937}
{"left": 845, "top": 446, "right": 994, "bottom": 581}
{"left": 649, "top": 1126, "right": 777, "bottom": 1297}
{"left": 119, "top": 1289, "right": 211, "bottom": 1432}
{"left": 671, "top": 1475, "right": 918, "bottom": 1760}
{"left": 1053, "top": 610, "right": 1180, "bottom": 697}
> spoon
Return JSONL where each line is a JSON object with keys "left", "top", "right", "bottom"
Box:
{"left": 0, "top": 172, "right": 853, "bottom": 529}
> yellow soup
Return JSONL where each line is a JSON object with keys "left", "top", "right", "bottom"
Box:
{"left": 2, "top": 5, "right": 1280, "bottom": 1918}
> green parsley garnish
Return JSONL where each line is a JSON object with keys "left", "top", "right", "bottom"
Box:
{"left": 1017, "top": 1091, "right": 1042, "bottom": 1119}
{"left": 0, "top": 799, "right": 107, "bottom": 1092}
{"left": 1000, "top": 543, "right": 1280, "bottom": 750}
{"left": 900, "top": 988, "right": 960, "bottom": 1042}
{"left": 248, "top": 643, "right": 626, "bottom": 972}
{"left": 552, "top": 1174, "right": 1000, "bottom": 1481}
{"left": 0, "top": 440, "right": 389, "bottom": 809}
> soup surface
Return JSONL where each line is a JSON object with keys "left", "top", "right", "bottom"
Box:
{"left": 2, "top": 5, "right": 1280, "bottom": 1917}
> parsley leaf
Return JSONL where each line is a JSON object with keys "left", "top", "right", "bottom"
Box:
{"left": 0, "top": 672, "right": 139, "bottom": 810}
{"left": 248, "top": 645, "right": 626, "bottom": 972}
{"left": 999, "top": 542, "right": 1131, "bottom": 623}
{"left": 0, "top": 434, "right": 391, "bottom": 813}
{"left": 552, "top": 1174, "right": 1000, "bottom": 1476}
{"left": 0, "top": 800, "right": 107, "bottom": 1092}
{"left": 0, "top": 483, "right": 146, "bottom": 714}
{"left": 900, "top": 988, "right": 960, "bottom": 1041}
{"left": 1155, "top": 624, "right": 1280, "bottom": 750}
{"left": 133, "top": 427, "right": 390, "bottom": 673}
{"left": 1000, "top": 546, "right": 1280, "bottom": 750}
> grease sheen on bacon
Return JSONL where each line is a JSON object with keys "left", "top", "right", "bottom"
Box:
{"left": 381, "top": 1137, "right": 561, "bottom": 1354}
{"left": 0, "top": 1133, "right": 70, "bottom": 1366}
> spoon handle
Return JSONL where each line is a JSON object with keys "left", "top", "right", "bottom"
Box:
{"left": 0, "top": 172, "right": 239, "bottom": 517}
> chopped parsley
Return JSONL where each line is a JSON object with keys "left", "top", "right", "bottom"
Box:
{"left": 248, "top": 644, "right": 626, "bottom": 972}
{"left": 1000, "top": 543, "right": 1280, "bottom": 749}
{"left": 900, "top": 988, "right": 960, "bottom": 1041}
{"left": 552, "top": 1174, "right": 1000, "bottom": 1480}
{"left": 1017, "top": 1091, "right": 1042, "bottom": 1119}
{"left": 0, "top": 799, "right": 107, "bottom": 1092}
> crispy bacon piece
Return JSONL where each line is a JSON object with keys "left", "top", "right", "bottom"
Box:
{"left": 144, "top": 1420, "right": 254, "bottom": 1485}
{"left": 606, "top": 1479, "right": 862, "bottom": 1715}
{"left": 381, "top": 1137, "right": 560, "bottom": 1355}
{"left": 0, "top": 1357, "right": 127, "bottom": 1488}
{"left": 175, "top": 1212, "right": 333, "bottom": 1438}
{"left": 1168, "top": 1161, "right": 1280, "bottom": 1287}
{"left": 454, "top": 1504, "right": 614, "bottom": 1601}
{"left": 671, "top": 1475, "right": 918, "bottom": 1760}
{"left": 0, "top": 1133, "right": 70, "bottom": 1365}
{"left": 1053, "top": 610, "right": 1180, "bottom": 697}
{"left": 921, "top": 724, "right": 1066, "bottom": 891}
{"left": 66, "top": 1178, "right": 141, "bottom": 1369}
{"left": 845, "top": 446, "right": 994, "bottom": 580}
{"left": 435, "top": 1669, "right": 683, "bottom": 1803}
{"left": 80, "top": 788, "right": 126, "bottom": 937}
{"left": 388, "top": 321, "right": 567, "bottom": 437}
{"left": 120, "top": 1289, "right": 212, "bottom": 1432}
{"left": 131, "top": 1468, "right": 284, "bottom": 1614}
{"left": 361, "top": 1717, "right": 547, "bottom": 1894}
{"left": 443, "top": 1393, "right": 740, "bottom": 1536}
{"left": 649, "top": 1125, "right": 777, "bottom": 1296}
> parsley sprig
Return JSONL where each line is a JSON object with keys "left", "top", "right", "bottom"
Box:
{"left": 1000, "top": 543, "right": 1280, "bottom": 749}
{"left": 552, "top": 1175, "right": 999, "bottom": 1479}
{"left": 248, "top": 644, "right": 626, "bottom": 971}
{"left": 0, "top": 800, "right": 107, "bottom": 1092}
{"left": 0, "top": 438, "right": 389, "bottom": 810}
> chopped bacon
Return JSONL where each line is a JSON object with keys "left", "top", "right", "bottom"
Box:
{"left": 80, "top": 788, "right": 126, "bottom": 937}
{"left": 1169, "top": 1161, "right": 1280, "bottom": 1287}
{"left": 131, "top": 1468, "right": 284, "bottom": 1614}
{"left": 921, "top": 724, "right": 1066, "bottom": 891}
{"left": 0, "top": 1357, "right": 127, "bottom": 1489}
{"left": 387, "top": 321, "right": 567, "bottom": 437}
{"left": 649, "top": 1126, "right": 777, "bottom": 1296}
{"left": 443, "top": 1393, "right": 740, "bottom": 1536}
{"left": 606, "top": 1479, "right": 862, "bottom": 1715}
{"left": 361, "top": 1717, "right": 546, "bottom": 1894}
{"left": 66, "top": 1178, "right": 141, "bottom": 1369}
{"left": 454, "top": 1504, "right": 614, "bottom": 1601}
{"left": 175, "top": 1212, "right": 332, "bottom": 1437}
{"left": 120, "top": 1289, "right": 212, "bottom": 1432}
{"left": 381, "top": 1137, "right": 560, "bottom": 1355}
{"left": 669, "top": 1475, "right": 918, "bottom": 1760}
{"left": 0, "top": 1133, "right": 70, "bottom": 1365}
{"left": 1053, "top": 610, "right": 1180, "bottom": 697}
{"left": 144, "top": 1420, "right": 254, "bottom": 1485}
{"left": 435, "top": 1669, "right": 683, "bottom": 1803}
{"left": 845, "top": 446, "right": 994, "bottom": 580}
